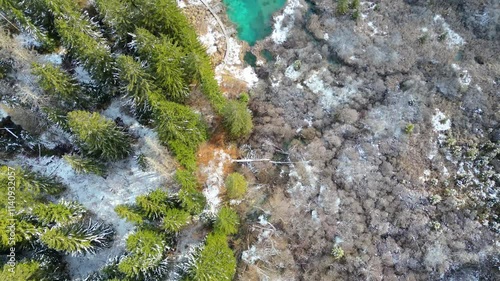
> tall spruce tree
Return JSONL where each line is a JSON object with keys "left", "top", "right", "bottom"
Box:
{"left": 115, "top": 55, "right": 154, "bottom": 114}
{"left": 162, "top": 208, "right": 190, "bottom": 232}
{"left": 32, "top": 63, "right": 80, "bottom": 102}
{"left": 117, "top": 229, "right": 169, "bottom": 279}
{"left": 214, "top": 206, "right": 239, "bottom": 235}
{"left": 175, "top": 170, "right": 206, "bottom": 214}
{"left": 135, "top": 189, "right": 173, "bottom": 220}
{"left": 67, "top": 110, "right": 131, "bottom": 161}
{"left": 134, "top": 28, "right": 189, "bottom": 102}
{"left": 222, "top": 99, "right": 253, "bottom": 138}
{"left": 63, "top": 154, "right": 106, "bottom": 176}
{"left": 185, "top": 232, "right": 237, "bottom": 281}
{"left": 40, "top": 221, "right": 114, "bottom": 255}
{"left": 33, "top": 200, "right": 86, "bottom": 226}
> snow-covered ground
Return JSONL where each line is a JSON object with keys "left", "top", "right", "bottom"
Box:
{"left": 6, "top": 99, "right": 172, "bottom": 278}
{"left": 271, "top": 0, "right": 302, "bottom": 44}
{"left": 199, "top": 149, "right": 232, "bottom": 214}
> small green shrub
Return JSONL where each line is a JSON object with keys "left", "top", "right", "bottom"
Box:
{"left": 404, "top": 123, "right": 414, "bottom": 134}
{"left": 225, "top": 172, "right": 248, "bottom": 200}
{"left": 331, "top": 245, "right": 344, "bottom": 260}
{"left": 337, "top": 0, "right": 349, "bottom": 15}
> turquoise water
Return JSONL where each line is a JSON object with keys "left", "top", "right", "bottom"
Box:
{"left": 223, "top": 0, "right": 287, "bottom": 45}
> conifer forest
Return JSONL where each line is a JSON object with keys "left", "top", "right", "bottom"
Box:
{"left": 0, "top": 0, "right": 499, "bottom": 280}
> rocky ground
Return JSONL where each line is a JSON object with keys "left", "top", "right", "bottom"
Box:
{"left": 220, "top": 0, "right": 499, "bottom": 280}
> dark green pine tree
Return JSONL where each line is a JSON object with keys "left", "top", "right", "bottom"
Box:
{"left": 162, "top": 208, "right": 190, "bottom": 232}
{"left": 67, "top": 110, "right": 131, "bottom": 161}
{"left": 185, "top": 232, "right": 237, "bottom": 281}
{"left": 115, "top": 55, "right": 154, "bottom": 114}
{"left": 134, "top": 28, "right": 189, "bottom": 102}
{"left": 40, "top": 221, "right": 114, "bottom": 255}
{"left": 63, "top": 154, "right": 106, "bottom": 176}
{"left": 94, "top": 0, "right": 135, "bottom": 45}
{"left": 115, "top": 204, "right": 144, "bottom": 225}
{"left": 0, "top": 210, "right": 39, "bottom": 249}
{"left": 32, "top": 63, "right": 80, "bottom": 102}
{"left": 148, "top": 91, "right": 207, "bottom": 171}
{"left": 0, "top": 260, "right": 43, "bottom": 281}
{"left": 214, "top": 206, "right": 239, "bottom": 236}
{"left": 33, "top": 200, "right": 86, "bottom": 226}
{"left": 175, "top": 170, "right": 206, "bottom": 214}
{"left": 54, "top": 16, "right": 114, "bottom": 84}
{"left": 222, "top": 99, "right": 253, "bottom": 138}
{"left": 0, "top": 166, "right": 64, "bottom": 209}
{"left": 135, "top": 189, "right": 173, "bottom": 220}
{"left": 117, "top": 229, "right": 169, "bottom": 279}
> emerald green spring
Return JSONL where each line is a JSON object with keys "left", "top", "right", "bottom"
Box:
{"left": 223, "top": 0, "right": 287, "bottom": 45}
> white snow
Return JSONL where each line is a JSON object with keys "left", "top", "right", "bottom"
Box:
{"left": 198, "top": 19, "right": 223, "bottom": 55}
{"left": 15, "top": 154, "right": 165, "bottom": 277}
{"left": 0, "top": 105, "right": 7, "bottom": 119}
{"left": 323, "top": 33, "right": 329, "bottom": 40}
{"left": 433, "top": 15, "right": 465, "bottom": 48}
{"left": 6, "top": 99, "right": 173, "bottom": 278}
{"left": 271, "top": 0, "right": 302, "bottom": 44}
{"left": 205, "top": 32, "right": 258, "bottom": 88}
{"left": 431, "top": 109, "right": 451, "bottom": 132}
{"left": 303, "top": 68, "right": 360, "bottom": 111}
{"left": 284, "top": 63, "right": 302, "bottom": 81}
{"left": 40, "top": 53, "right": 63, "bottom": 65}
{"left": 215, "top": 64, "right": 259, "bottom": 88}
{"left": 241, "top": 214, "right": 278, "bottom": 265}
{"left": 177, "top": 0, "right": 187, "bottom": 8}
{"left": 225, "top": 37, "right": 242, "bottom": 66}
{"left": 36, "top": 125, "right": 72, "bottom": 150}
{"left": 74, "top": 65, "right": 92, "bottom": 84}
{"left": 14, "top": 32, "right": 41, "bottom": 48}
{"left": 199, "top": 149, "right": 232, "bottom": 214}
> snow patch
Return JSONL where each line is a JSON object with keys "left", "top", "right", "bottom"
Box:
{"left": 271, "top": 0, "right": 302, "bottom": 44}
{"left": 433, "top": 15, "right": 465, "bottom": 48}
{"left": 451, "top": 64, "right": 472, "bottom": 88}
{"left": 14, "top": 32, "right": 41, "bottom": 48}
{"left": 177, "top": 0, "right": 187, "bottom": 8}
{"left": 37, "top": 125, "right": 72, "bottom": 150}
{"left": 198, "top": 20, "right": 223, "bottom": 55}
{"left": 284, "top": 63, "right": 302, "bottom": 81}
{"left": 0, "top": 105, "right": 7, "bottom": 119}
{"left": 304, "top": 69, "right": 360, "bottom": 111}
{"left": 215, "top": 64, "right": 258, "bottom": 88}
{"left": 225, "top": 37, "right": 242, "bottom": 65}
{"left": 432, "top": 109, "right": 451, "bottom": 132}
{"left": 15, "top": 154, "right": 165, "bottom": 278}
{"left": 74, "top": 65, "right": 92, "bottom": 84}
{"left": 200, "top": 149, "right": 232, "bottom": 214}
{"left": 40, "top": 54, "right": 63, "bottom": 65}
